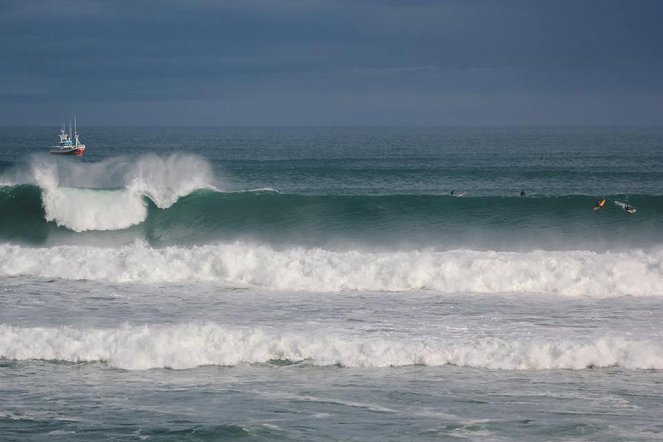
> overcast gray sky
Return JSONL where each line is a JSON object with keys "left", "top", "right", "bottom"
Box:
{"left": 1, "top": 0, "right": 662, "bottom": 125}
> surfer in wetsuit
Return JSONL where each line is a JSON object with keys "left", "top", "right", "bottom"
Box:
{"left": 520, "top": 190, "right": 526, "bottom": 197}
{"left": 624, "top": 204, "right": 636, "bottom": 214}
{"left": 450, "top": 190, "right": 454, "bottom": 196}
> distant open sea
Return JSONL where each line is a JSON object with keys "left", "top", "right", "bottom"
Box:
{"left": 1, "top": 126, "right": 662, "bottom": 441}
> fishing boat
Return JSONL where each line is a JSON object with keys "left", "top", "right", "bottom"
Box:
{"left": 51, "top": 117, "right": 86, "bottom": 156}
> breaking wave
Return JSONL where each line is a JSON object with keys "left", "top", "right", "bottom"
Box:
{"left": 1, "top": 153, "right": 663, "bottom": 251}
{"left": 1, "top": 242, "right": 663, "bottom": 296}
{"left": 0, "top": 153, "right": 219, "bottom": 232}
{"left": 1, "top": 323, "right": 661, "bottom": 370}
{"left": 2, "top": 185, "right": 663, "bottom": 249}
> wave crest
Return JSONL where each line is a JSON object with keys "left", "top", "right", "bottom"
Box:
{"left": 124, "top": 153, "right": 217, "bottom": 209}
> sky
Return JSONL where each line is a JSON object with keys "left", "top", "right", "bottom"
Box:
{"left": 0, "top": 0, "right": 662, "bottom": 126}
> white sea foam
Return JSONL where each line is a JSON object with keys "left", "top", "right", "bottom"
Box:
{"left": 42, "top": 188, "right": 147, "bottom": 232}
{"left": 1, "top": 242, "right": 663, "bottom": 296}
{"left": 241, "top": 187, "right": 280, "bottom": 193}
{"left": 0, "top": 323, "right": 660, "bottom": 370}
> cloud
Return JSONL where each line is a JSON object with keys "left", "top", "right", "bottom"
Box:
{"left": 1, "top": 0, "right": 662, "bottom": 124}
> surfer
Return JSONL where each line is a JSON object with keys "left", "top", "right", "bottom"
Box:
{"left": 613, "top": 200, "right": 637, "bottom": 214}
{"left": 520, "top": 190, "right": 526, "bottom": 197}
{"left": 593, "top": 198, "right": 606, "bottom": 211}
{"left": 451, "top": 190, "right": 454, "bottom": 196}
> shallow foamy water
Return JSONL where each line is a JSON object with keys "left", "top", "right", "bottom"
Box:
{"left": 2, "top": 279, "right": 663, "bottom": 440}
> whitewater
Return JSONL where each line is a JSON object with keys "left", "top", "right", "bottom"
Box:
{"left": 2, "top": 243, "right": 663, "bottom": 296}
{"left": 2, "top": 323, "right": 662, "bottom": 370}
{"left": 1, "top": 126, "right": 662, "bottom": 440}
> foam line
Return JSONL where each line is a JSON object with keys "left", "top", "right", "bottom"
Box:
{"left": 1, "top": 242, "right": 663, "bottom": 296}
{"left": 1, "top": 323, "right": 660, "bottom": 370}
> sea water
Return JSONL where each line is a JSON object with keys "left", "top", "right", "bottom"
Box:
{"left": 1, "top": 126, "right": 662, "bottom": 440}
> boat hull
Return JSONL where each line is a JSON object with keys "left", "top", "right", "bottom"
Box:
{"left": 50, "top": 145, "right": 85, "bottom": 156}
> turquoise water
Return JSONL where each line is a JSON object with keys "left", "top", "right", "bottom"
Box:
{"left": 1, "top": 126, "right": 662, "bottom": 440}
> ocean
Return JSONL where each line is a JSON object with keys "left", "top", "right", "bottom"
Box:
{"left": 1, "top": 126, "right": 662, "bottom": 440}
